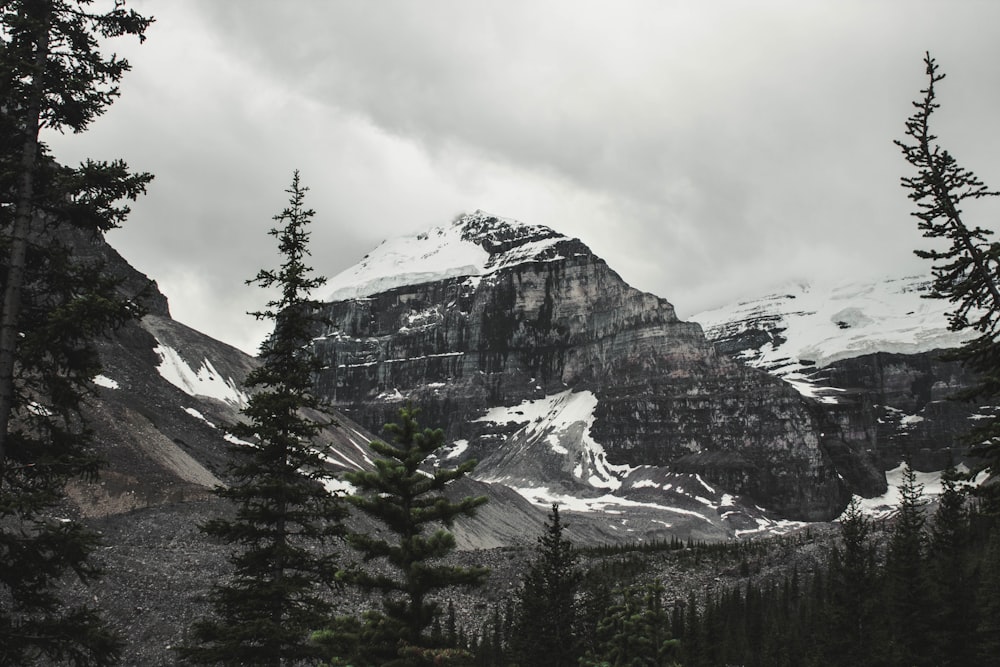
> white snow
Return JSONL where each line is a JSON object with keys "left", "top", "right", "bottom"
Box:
{"left": 475, "top": 389, "right": 634, "bottom": 490}
{"left": 848, "top": 462, "right": 991, "bottom": 518}
{"left": 322, "top": 477, "right": 357, "bottom": 495}
{"left": 735, "top": 517, "right": 809, "bottom": 538}
{"left": 444, "top": 439, "right": 469, "bottom": 460}
{"left": 693, "top": 275, "right": 975, "bottom": 375}
{"left": 93, "top": 375, "right": 119, "bottom": 389}
{"left": 154, "top": 343, "right": 248, "bottom": 407}
{"left": 223, "top": 432, "right": 255, "bottom": 447}
{"left": 325, "top": 212, "right": 566, "bottom": 301}
{"left": 183, "top": 407, "right": 215, "bottom": 427}
{"left": 503, "top": 484, "right": 717, "bottom": 524}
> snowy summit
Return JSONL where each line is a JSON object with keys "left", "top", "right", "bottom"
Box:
{"left": 692, "top": 274, "right": 975, "bottom": 374}
{"left": 326, "top": 211, "right": 574, "bottom": 301}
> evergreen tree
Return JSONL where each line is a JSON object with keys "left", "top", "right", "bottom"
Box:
{"left": 823, "top": 498, "right": 884, "bottom": 667}
{"left": 883, "top": 463, "right": 934, "bottom": 666}
{"left": 0, "top": 2, "right": 152, "bottom": 664}
{"left": 581, "top": 582, "right": 679, "bottom": 667}
{"left": 896, "top": 52, "right": 1000, "bottom": 478}
{"left": 975, "top": 528, "right": 1000, "bottom": 662}
{"left": 316, "top": 404, "right": 488, "bottom": 667}
{"left": 513, "top": 504, "right": 583, "bottom": 667}
{"left": 180, "top": 172, "right": 347, "bottom": 666}
{"left": 927, "top": 465, "right": 975, "bottom": 666}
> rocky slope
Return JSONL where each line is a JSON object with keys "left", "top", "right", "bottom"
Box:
{"left": 692, "top": 275, "right": 985, "bottom": 475}
{"left": 311, "top": 211, "right": 875, "bottom": 524}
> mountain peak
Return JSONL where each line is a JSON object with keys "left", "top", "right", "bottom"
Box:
{"left": 456, "top": 210, "right": 562, "bottom": 251}
{"left": 326, "top": 210, "right": 584, "bottom": 302}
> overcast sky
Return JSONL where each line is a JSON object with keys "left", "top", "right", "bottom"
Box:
{"left": 47, "top": 1, "right": 1000, "bottom": 355}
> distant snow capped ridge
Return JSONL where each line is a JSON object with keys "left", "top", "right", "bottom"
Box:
{"left": 326, "top": 211, "right": 581, "bottom": 301}
{"left": 692, "top": 274, "right": 974, "bottom": 376}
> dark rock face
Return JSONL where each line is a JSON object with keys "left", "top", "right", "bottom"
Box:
{"left": 695, "top": 277, "right": 984, "bottom": 478}
{"left": 60, "top": 225, "right": 171, "bottom": 318}
{"left": 813, "top": 351, "right": 983, "bottom": 471}
{"left": 313, "top": 213, "right": 855, "bottom": 520}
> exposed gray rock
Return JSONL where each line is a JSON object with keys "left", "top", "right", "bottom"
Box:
{"left": 694, "top": 276, "right": 985, "bottom": 479}
{"left": 313, "top": 212, "right": 858, "bottom": 521}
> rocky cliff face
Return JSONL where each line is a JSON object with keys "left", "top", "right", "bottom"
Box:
{"left": 693, "top": 276, "right": 983, "bottom": 479}
{"left": 313, "top": 212, "right": 862, "bottom": 522}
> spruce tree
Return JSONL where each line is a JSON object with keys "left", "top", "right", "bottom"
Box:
{"left": 927, "top": 465, "right": 975, "bottom": 666}
{"left": 823, "top": 498, "right": 884, "bottom": 667}
{"left": 896, "top": 53, "right": 1000, "bottom": 477}
{"left": 883, "top": 463, "right": 934, "bottom": 666}
{"left": 180, "top": 172, "right": 347, "bottom": 666}
{"left": 1, "top": 2, "right": 152, "bottom": 664}
{"left": 581, "top": 582, "right": 679, "bottom": 667}
{"left": 975, "top": 528, "right": 1000, "bottom": 662}
{"left": 316, "top": 403, "right": 488, "bottom": 667}
{"left": 513, "top": 504, "right": 583, "bottom": 667}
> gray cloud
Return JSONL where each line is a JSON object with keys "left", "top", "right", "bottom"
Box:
{"left": 46, "top": 0, "right": 1000, "bottom": 353}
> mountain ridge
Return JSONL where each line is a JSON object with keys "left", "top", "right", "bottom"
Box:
{"left": 313, "top": 211, "right": 868, "bottom": 526}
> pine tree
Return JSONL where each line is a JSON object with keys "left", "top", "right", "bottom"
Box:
{"left": 896, "top": 53, "right": 1000, "bottom": 478}
{"left": 0, "top": 2, "right": 152, "bottom": 664}
{"left": 179, "top": 172, "right": 347, "bottom": 666}
{"left": 975, "top": 528, "right": 1000, "bottom": 662}
{"left": 823, "top": 498, "right": 884, "bottom": 667}
{"left": 927, "top": 465, "right": 975, "bottom": 666}
{"left": 884, "top": 463, "right": 934, "bottom": 666}
{"left": 316, "top": 404, "right": 488, "bottom": 667}
{"left": 581, "top": 582, "right": 679, "bottom": 667}
{"left": 513, "top": 504, "right": 583, "bottom": 667}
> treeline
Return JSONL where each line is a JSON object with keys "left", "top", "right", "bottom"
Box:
{"left": 672, "top": 467, "right": 1000, "bottom": 667}
{"left": 441, "top": 468, "right": 1000, "bottom": 667}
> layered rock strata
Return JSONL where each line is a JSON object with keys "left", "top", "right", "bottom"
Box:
{"left": 313, "top": 212, "right": 858, "bottom": 520}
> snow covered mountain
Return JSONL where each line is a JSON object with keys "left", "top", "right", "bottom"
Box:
{"left": 692, "top": 275, "right": 974, "bottom": 401}
{"left": 312, "top": 211, "right": 878, "bottom": 532}
{"left": 326, "top": 212, "right": 569, "bottom": 301}
{"left": 692, "top": 275, "right": 985, "bottom": 473}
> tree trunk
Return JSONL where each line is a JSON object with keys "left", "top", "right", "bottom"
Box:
{"left": 0, "top": 4, "right": 50, "bottom": 476}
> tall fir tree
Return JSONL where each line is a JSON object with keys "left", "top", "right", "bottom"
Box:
{"left": 0, "top": 1, "right": 152, "bottom": 664}
{"left": 896, "top": 53, "right": 1000, "bottom": 479}
{"left": 927, "top": 465, "right": 975, "bottom": 666}
{"left": 580, "top": 582, "right": 679, "bottom": 667}
{"left": 883, "top": 463, "right": 934, "bottom": 666}
{"left": 180, "top": 172, "right": 347, "bottom": 666}
{"left": 314, "top": 403, "right": 488, "bottom": 667}
{"left": 513, "top": 504, "right": 583, "bottom": 667}
{"left": 823, "top": 498, "right": 885, "bottom": 667}
{"left": 975, "top": 528, "right": 1000, "bottom": 663}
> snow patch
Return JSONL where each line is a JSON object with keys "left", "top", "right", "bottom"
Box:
{"left": 183, "top": 407, "right": 215, "bottom": 427}
{"left": 504, "top": 485, "right": 717, "bottom": 524}
{"left": 849, "top": 462, "right": 990, "bottom": 518}
{"left": 154, "top": 344, "right": 248, "bottom": 407}
{"left": 444, "top": 439, "right": 469, "bottom": 460}
{"left": 224, "top": 432, "right": 255, "bottom": 447}
{"left": 475, "top": 389, "right": 634, "bottom": 490}
{"left": 93, "top": 374, "right": 119, "bottom": 389}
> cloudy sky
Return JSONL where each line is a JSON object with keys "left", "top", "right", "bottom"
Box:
{"left": 47, "top": 1, "right": 1000, "bottom": 355}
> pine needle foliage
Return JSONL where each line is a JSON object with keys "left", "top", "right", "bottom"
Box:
{"left": 316, "top": 404, "right": 488, "bottom": 667}
{"left": 513, "top": 504, "right": 584, "bottom": 667}
{"left": 180, "top": 172, "right": 347, "bottom": 666}
{"left": 1, "top": 1, "right": 152, "bottom": 664}
{"left": 896, "top": 52, "right": 1000, "bottom": 476}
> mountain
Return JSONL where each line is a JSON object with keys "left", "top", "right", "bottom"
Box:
{"left": 692, "top": 275, "right": 985, "bottom": 474}
{"left": 50, "top": 218, "right": 986, "bottom": 662}
{"left": 310, "top": 211, "right": 884, "bottom": 528}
